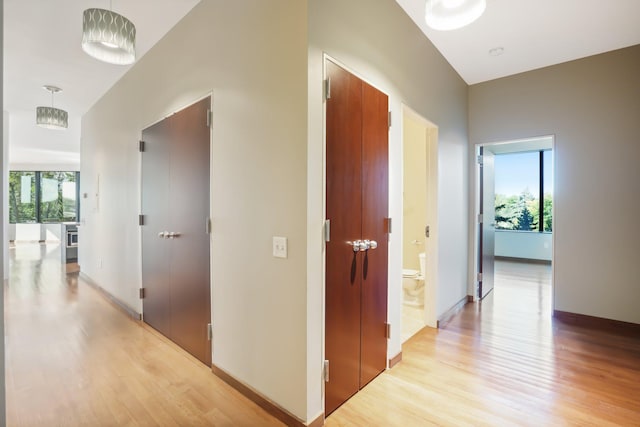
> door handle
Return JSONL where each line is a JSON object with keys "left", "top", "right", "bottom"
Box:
{"left": 158, "top": 231, "right": 168, "bottom": 239}
{"left": 349, "top": 240, "right": 367, "bottom": 252}
{"left": 364, "top": 240, "right": 378, "bottom": 250}
{"left": 166, "top": 232, "right": 181, "bottom": 239}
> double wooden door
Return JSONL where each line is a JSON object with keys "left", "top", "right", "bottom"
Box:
{"left": 325, "top": 61, "right": 389, "bottom": 415}
{"left": 141, "top": 97, "right": 211, "bottom": 365}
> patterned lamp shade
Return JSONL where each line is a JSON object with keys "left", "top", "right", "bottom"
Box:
{"left": 36, "top": 107, "right": 69, "bottom": 130}
{"left": 425, "top": 0, "right": 486, "bottom": 31}
{"left": 36, "top": 86, "right": 68, "bottom": 130}
{"left": 82, "top": 8, "right": 136, "bottom": 65}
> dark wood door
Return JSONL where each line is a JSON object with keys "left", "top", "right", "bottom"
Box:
{"left": 142, "top": 97, "right": 211, "bottom": 365}
{"left": 360, "top": 81, "right": 389, "bottom": 387}
{"left": 479, "top": 146, "right": 495, "bottom": 299}
{"left": 325, "top": 61, "right": 389, "bottom": 415}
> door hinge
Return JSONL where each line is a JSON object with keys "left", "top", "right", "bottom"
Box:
{"left": 139, "top": 214, "right": 145, "bottom": 226}
{"left": 139, "top": 288, "right": 146, "bottom": 299}
{"left": 388, "top": 111, "right": 392, "bottom": 128}
{"left": 385, "top": 323, "right": 391, "bottom": 339}
{"left": 385, "top": 217, "right": 392, "bottom": 234}
{"left": 324, "top": 78, "right": 331, "bottom": 100}
{"left": 206, "top": 218, "right": 212, "bottom": 234}
{"left": 323, "top": 360, "right": 330, "bottom": 382}
{"left": 206, "top": 109, "right": 213, "bottom": 128}
{"left": 477, "top": 272, "right": 483, "bottom": 282}
{"left": 324, "top": 219, "right": 331, "bottom": 242}
{"left": 139, "top": 140, "right": 145, "bottom": 152}
{"left": 425, "top": 225, "right": 430, "bottom": 238}
{"left": 477, "top": 213, "right": 483, "bottom": 224}
{"left": 477, "top": 154, "right": 483, "bottom": 165}
{"left": 207, "top": 323, "right": 213, "bottom": 341}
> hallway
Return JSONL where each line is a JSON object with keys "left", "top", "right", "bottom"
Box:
{"left": 5, "top": 245, "right": 640, "bottom": 426}
{"left": 5, "top": 243, "right": 282, "bottom": 426}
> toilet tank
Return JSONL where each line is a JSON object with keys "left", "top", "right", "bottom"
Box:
{"left": 419, "top": 252, "right": 426, "bottom": 277}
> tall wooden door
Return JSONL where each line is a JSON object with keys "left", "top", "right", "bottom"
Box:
{"left": 141, "top": 97, "right": 212, "bottom": 365}
{"left": 479, "top": 146, "right": 495, "bottom": 299}
{"left": 325, "top": 61, "right": 389, "bottom": 415}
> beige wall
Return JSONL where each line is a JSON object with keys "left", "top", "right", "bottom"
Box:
{"left": 403, "top": 114, "right": 427, "bottom": 272}
{"left": 469, "top": 45, "right": 640, "bottom": 324}
{"left": 80, "top": 0, "right": 309, "bottom": 421}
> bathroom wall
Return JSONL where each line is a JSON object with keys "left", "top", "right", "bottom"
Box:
{"left": 402, "top": 113, "right": 427, "bottom": 272}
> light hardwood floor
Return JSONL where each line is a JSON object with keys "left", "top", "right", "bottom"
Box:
{"left": 326, "top": 260, "right": 640, "bottom": 426}
{"left": 6, "top": 245, "right": 640, "bottom": 426}
{"left": 5, "top": 243, "right": 283, "bottom": 426}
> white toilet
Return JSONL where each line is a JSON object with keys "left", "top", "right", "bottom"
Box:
{"left": 402, "top": 252, "right": 426, "bottom": 307}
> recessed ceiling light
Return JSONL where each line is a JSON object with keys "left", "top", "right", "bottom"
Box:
{"left": 489, "top": 47, "right": 505, "bottom": 56}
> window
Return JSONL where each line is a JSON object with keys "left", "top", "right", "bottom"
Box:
{"left": 8, "top": 171, "right": 37, "bottom": 223}
{"left": 9, "top": 171, "right": 80, "bottom": 223}
{"left": 494, "top": 150, "right": 552, "bottom": 232}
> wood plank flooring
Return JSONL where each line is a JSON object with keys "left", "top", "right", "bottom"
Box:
{"left": 5, "top": 243, "right": 283, "bottom": 426}
{"left": 326, "top": 260, "right": 640, "bottom": 426}
{"left": 6, "top": 245, "right": 640, "bottom": 426}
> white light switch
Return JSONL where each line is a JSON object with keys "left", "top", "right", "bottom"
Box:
{"left": 273, "top": 236, "right": 288, "bottom": 259}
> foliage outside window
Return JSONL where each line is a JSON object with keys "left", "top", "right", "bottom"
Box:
{"left": 9, "top": 171, "right": 79, "bottom": 223}
{"left": 494, "top": 150, "right": 552, "bottom": 232}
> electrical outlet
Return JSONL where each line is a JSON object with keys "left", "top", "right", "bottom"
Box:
{"left": 272, "top": 236, "right": 287, "bottom": 259}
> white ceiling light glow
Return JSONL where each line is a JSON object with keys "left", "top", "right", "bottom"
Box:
{"left": 81, "top": 5, "right": 136, "bottom": 65}
{"left": 425, "top": 0, "right": 486, "bottom": 31}
{"left": 36, "top": 86, "right": 68, "bottom": 130}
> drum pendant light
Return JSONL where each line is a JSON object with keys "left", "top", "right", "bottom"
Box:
{"left": 36, "top": 86, "right": 68, "bottom": 130}
{"left": 425, "top": 0, "right": 486, "bottom": 31}
{"left": 82, "top": 1, "right": 136, "bottom": 65}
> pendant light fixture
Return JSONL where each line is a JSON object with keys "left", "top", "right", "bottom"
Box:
{"left": 82, "top": 1, "right": 136, "bottom": 65}
{"left": 425, "top": 0, "right": 486, "bottom": 31}
{"left": 36, "top": 86, "right": 68, "bottom": 130}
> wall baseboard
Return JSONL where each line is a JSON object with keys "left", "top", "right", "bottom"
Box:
{"left": 437, "top": 295, "right": 471, "bottom": 328}
{"left": 211, "top": 364, "right": 317, "bottom": 427}
{"left": 79, "top": 272, "right": 141, "bottom": 320}
{"left": 389, "top": 351, "right": 402, "bottom": 368}
{"left": 553, "top": 310, "right": 640, "bottom": 336}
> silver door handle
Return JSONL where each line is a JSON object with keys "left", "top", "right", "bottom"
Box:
{"left": 167, "top": 232, "right": 181, "bottom": 239}
{"left": 349, "top": 240, "right": 367, "bottom": 252}
{"left": 364, "top": 239, "right": 377, "bottom": 250}
{"left": 158, "top": 231, "right": 168, "bottom": 238}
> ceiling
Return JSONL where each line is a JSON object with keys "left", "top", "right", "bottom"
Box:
{"left": 4, "top": 1, "right": 640, "bottom": 166}
{"left": 3, "top": 0, "right": 201, "bottom": 166}
{"left": 395, "top": 0, "right": 640, "bottom": 84}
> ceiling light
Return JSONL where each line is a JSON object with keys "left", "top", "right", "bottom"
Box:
{"left": 82, "top": 4, "right": 136, "bottom": 65}
{"left": 425, "top": 0, "right": 486, "bottom": 31}
{"left": 36, "top": 86, "right": 68, "bottom": 130}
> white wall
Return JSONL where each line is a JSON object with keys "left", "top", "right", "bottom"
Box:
{"left": 81, "top": 0, "right": 309, "bottom": 421}
{"left": 308, "top": 0, "right": 469, "bottom": 416}
{"left": 495, "top": 231, "right": 552, "bottom": 261}
{"left": 469, "top": 45, "right": 640, "bottom": 324}
{"left": 1, "top": 3, "right": 7, "bottom": 420}
{"left": 3, "top": 111, "right": 9, "bottom": 281}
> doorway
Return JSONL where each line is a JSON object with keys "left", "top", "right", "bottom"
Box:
{"left": 475, "top": 136, "right": 554, "bottom": 303}
{"left": 401, "top": 106, "right": 438, "bottom": 342}
{"left": 140, "top": 96, "right": 212, "bottom": 365}
{"left": 324, "top": 59, "right": 389, "bottom": 416}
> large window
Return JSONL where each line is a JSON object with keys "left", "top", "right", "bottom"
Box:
{"left": 9, "top": 171, "right": 79, "bottom": 223}
{"left": 495, "top": 150, "right": 552, "bottom": 232}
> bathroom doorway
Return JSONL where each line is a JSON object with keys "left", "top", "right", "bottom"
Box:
{"left": 401, "top": 106, "right": 438, "bottom": 343}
